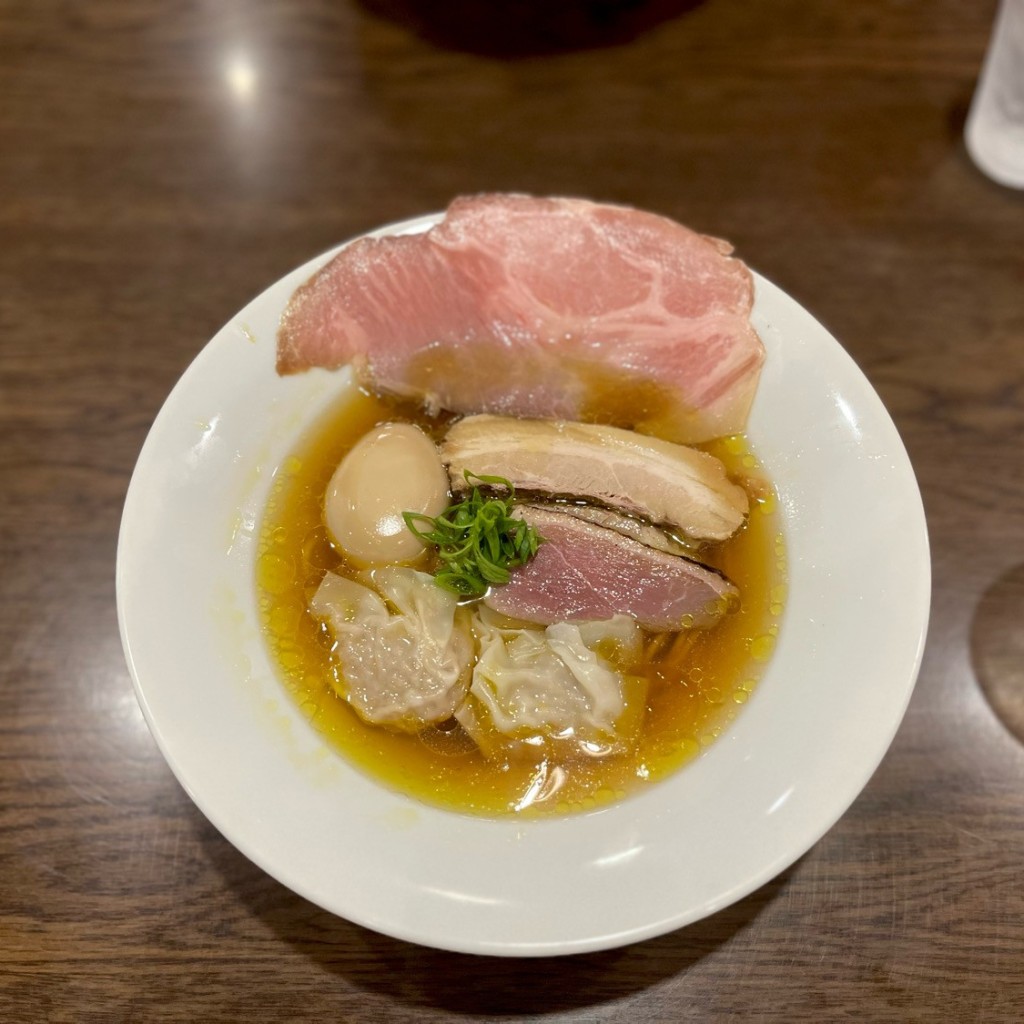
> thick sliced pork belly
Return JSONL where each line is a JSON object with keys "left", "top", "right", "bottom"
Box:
{"left": 442, "top": 415, "right": 747, "bottom": 543}
{"left": 278, "top": 194, "right": 764, "bottom": 444}
{"left": 484, "top": 505, "right": 738, "bottom": 632}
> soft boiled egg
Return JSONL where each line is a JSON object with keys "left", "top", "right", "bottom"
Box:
{"left": 324, "top": 422, "right": 449, "bottom": 567}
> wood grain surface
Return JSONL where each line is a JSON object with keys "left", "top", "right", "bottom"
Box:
{"left": 2, "top": 0, "right": 1023, "bottom": 1020}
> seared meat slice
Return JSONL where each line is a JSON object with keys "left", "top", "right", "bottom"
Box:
{"left": 552, "top": 503, "right": 697, "bottom": 557}
{"left": 277, "top": 193, "right": 764, "bottom": 444}
{"left": 484, "top": 505, "right": 737, "bottom": 632}
{"left": 442, "top": 415, "right": 747, "bottom": 543}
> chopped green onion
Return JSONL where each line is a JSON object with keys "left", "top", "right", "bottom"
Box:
{"left": 404, "top": 471, "right": 543, "bottom": 598}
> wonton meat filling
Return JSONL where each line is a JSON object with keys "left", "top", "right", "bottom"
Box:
{"left": 311, "top": 567, "right": 473, "bottom": 731}
{"left": 457, "top": 609, "right": 645, "bottom": 761}
{"left": 311, "top": 571, "right": 647, "bottom": 760}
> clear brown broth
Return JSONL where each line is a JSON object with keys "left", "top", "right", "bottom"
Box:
{"left": 256, "top": 386, "right": 787, "bottom": 817}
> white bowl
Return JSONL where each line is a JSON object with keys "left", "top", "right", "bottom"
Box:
{"left": 117, "top": 213, "right": 930, "bottom": 956}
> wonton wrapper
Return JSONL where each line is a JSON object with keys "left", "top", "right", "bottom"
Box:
{"left": 456, "top": 608, "right": 647, "bottom": 761}
{"left": 311, "top": 567, "right": 473, "bottom": 731}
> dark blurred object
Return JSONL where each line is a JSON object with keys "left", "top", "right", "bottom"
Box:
{"left": 359, "top": 0, "right": 704, "bottom": 55}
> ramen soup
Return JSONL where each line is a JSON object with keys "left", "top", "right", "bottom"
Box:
{"left": 256, "top": 383, "right": 786, "bottom": 818}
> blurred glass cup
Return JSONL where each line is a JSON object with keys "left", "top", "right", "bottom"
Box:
{"left": 966, "top": 0, "right": 1024, "bottom": 188}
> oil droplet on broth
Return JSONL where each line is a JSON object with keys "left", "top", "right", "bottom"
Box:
{"left": 299, "top": 698, "right": 322, "bottom": 722}
{"left": 257, "top": 554, "right": 295, "bottom": 595}
{"left": 301, "top": 529, "right": 336, "bottom": 570}
{"left": 268, "top": 604, "right": 302, "bottom": 635}
{"left": 255, "top": 387, "right": 788, "bottom": 818}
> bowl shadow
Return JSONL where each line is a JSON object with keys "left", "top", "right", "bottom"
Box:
{"left": 969, "top": 560, "right": 1024, "bottom": 746}
{"left": 194, "top": 810, "right": 794, "bottom": 1015}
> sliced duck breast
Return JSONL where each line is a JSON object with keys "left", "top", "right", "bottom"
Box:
{"left": 484, "top": 505, "right": 738, "bottom": 632}
{"left": 550, "top": 503, "right": 697, "bottom": 557}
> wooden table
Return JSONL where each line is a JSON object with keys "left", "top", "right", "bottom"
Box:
{"left": 3, "top": 1, "right": 1022, "bottom": 1019}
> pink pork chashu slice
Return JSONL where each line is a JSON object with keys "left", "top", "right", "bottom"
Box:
{"left": 484, "top": 505, "right": 738, "bottom": 632}
{"left": 277, "top": 193, "right": 765, "bottom": 444}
